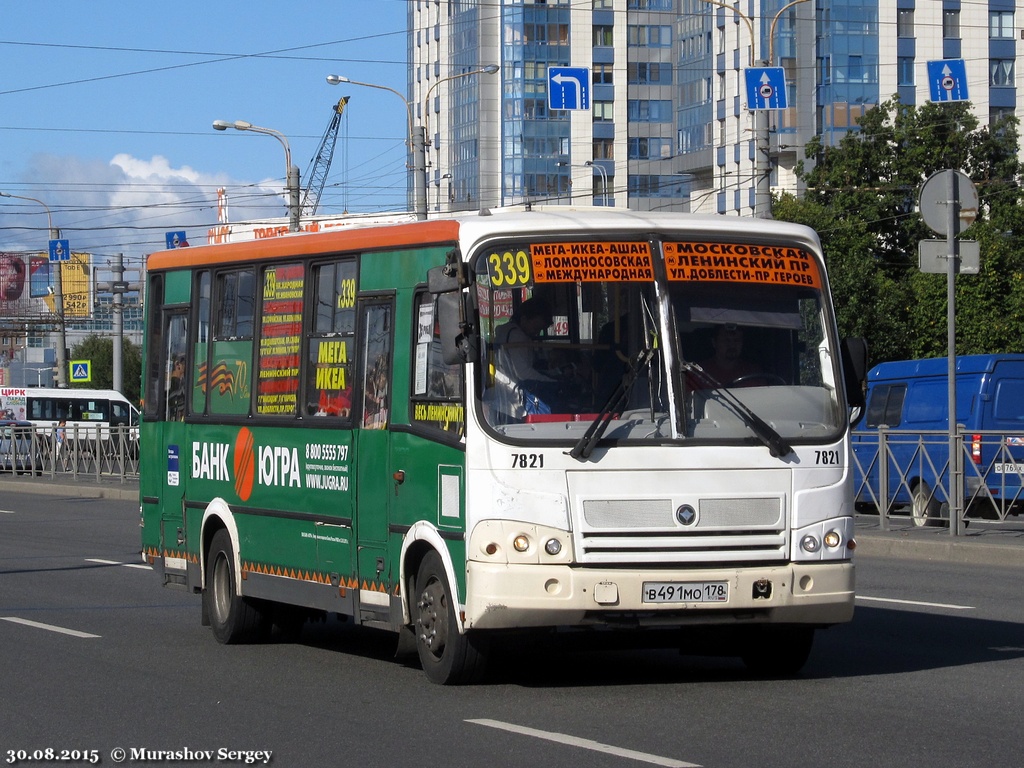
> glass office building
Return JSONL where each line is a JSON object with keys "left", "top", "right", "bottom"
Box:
{"left": 409, "top": 0, "right": 1020, "bottom": 217}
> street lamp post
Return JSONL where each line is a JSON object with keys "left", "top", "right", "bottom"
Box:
{"left": 325, "top": 75, "right": 424, "bottom": 220}
{"left": 328, "top": 65, "right": 499, "bottom": 220}
{"left": 212, "top": 120, "right": 301, "bottom": 232}
{"left": 0, "top": 191, "right": 68, "bottom": 387}
{"left": 557, "top": 162, "right": 608, "bottom": 206}
{"left": 697, "top": 0, "right": 811, "bottom": 219}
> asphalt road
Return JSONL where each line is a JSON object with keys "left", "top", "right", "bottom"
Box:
{"left": 2, "top": 488, "right": 1023, "bottom": 768}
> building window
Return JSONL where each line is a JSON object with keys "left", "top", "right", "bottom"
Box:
{"left": 943, "top": 10, "right": 960, "bottom": 39}
{"left": 628, "top": 100, "right": 673, "bottom": 122}
{"left": 628, "top": 0, "right": 673, "bottom": 8}
{"left": 990, "top": 11, "right": 1014, "bottom": 39}
{"left": 628, "top": 62, "right": 672, "bottom": 85}
{"left": 593, "top": 101, "right": 615, "bottom": 122}
{"left": 897, "top": 9, "right": 914, "bottom": 38}
{"left": 628, "top": 25, "right": 672, "bottom": 47}
{"left": 593, "top": 63, "right": 614, "bottom": 85}
{"left": 593, "top": 25, "right": 613, "bottom": 46}
{"left": 897, "top": 57, "right": 914, "bottom": 86}
{"left": 991, "top": 59, "right": 1015, "bottom": 87}
{"left": 628, "top": 137, "right": 673, "bottom": 159}
{"left": 593, "top": 138, "right": 614, "bottom": 160}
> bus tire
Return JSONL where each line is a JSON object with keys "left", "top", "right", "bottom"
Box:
{"left": 205, "top": 529, "right": 268, "bottom": 644}
{"left": 741, "top": 626, "right": 814, "bottom": 677}
{"left": 413, "top": 551, "right": 488, "bottom": 685}
{"left": 911, "top": 481, "right": 941, "bottom": 527}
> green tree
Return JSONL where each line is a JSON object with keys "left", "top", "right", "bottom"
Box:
{"left": 776, "top": 98, "right": 1024, "bottom": 365}
{"left": 69, "top": 334, "right": 142, "bottom": 405}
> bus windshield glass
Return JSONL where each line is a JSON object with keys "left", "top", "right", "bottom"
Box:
{"left": 474, "top": 236, "right": 843, "bottom": 445}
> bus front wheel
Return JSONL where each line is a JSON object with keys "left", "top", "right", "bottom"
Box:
{"left": 413, "top": 551, "right": 488, "bottom": 685}
{"left": 205, "top": 529, "right": 268, "bottom": 644}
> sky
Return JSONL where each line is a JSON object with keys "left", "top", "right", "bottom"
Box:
{"left": 0, "top": 0, "right": 412, "bottom": 273}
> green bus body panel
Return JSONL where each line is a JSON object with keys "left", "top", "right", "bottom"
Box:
{"left": 141, "top": 419, "right": 466, "bottom": 605}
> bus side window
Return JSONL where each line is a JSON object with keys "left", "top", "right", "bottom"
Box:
{"left": 165, "top": 314, "right": 189, "bottom": 421}
{"left": 305, "top": 260, "right": 356, "bottom": 420}
{"left": 360, "top": 303, "right": 392, "bottom": 430}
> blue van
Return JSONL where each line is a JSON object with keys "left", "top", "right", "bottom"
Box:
{"left": 851, "top": 354, "right": 1024, "bottom": 525}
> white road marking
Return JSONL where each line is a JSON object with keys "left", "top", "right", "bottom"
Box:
{"left": 857, "top": 595, "right": 974, "bottom": 611}
{"left": 0, "top": 509, "right": 15, "bottom": 514}
{"left": 467, "top": 719, "right": 701, "bottom": 768}
{"left": 85, "top": 558, "right": 152, "bottom": 570}
{"left": 1, "top": 617, "right": 100, "bottom": 638}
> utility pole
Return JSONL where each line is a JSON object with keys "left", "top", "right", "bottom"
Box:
{"left": 96, "top": 252, "right": 139, "bottom": 394}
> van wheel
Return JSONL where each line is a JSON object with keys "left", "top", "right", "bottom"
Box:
{"left": 413, "top": 551, "right": 488, "bottom": 684}
{"left": 911, "top": 482, "right": 940, "bottom": 527}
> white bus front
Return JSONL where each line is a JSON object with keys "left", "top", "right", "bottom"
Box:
{"left": 436, "top": 216, "right": 863, "bottom": 677}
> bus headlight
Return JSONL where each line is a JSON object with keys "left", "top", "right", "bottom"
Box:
{"left": 800, "top": 534, "right": 821, "bottom": 553}
{"left": 823, "top": 530, "right": 842, "bottom": 549}
{"left": 544, "top": 538, "right": 562, "bottom": 556}
{"left": 513, "top": 534, "right": 530, "bottom": 553}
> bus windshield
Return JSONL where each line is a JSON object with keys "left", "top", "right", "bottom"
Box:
{"left": 474, "top": 236, "right": 843, "bottom": 446}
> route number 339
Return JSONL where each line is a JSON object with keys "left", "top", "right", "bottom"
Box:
{"left": 488, "top": 250, "right": 531, "bottom": 288}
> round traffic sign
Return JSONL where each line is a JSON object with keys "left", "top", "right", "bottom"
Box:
{"left": 759, "top": 83, "right": 774, "bottom": 99}
{"left": 919, "top": 169, "right": 978, "bottom": 236}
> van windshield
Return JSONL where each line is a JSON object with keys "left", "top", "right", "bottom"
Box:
{"left": 473, "top": 236, "right": 844, "bottom": 447}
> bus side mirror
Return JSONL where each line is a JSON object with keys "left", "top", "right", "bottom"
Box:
{"left": 427, "top": 257, "right": 467, "bottom": 294}
{"left": 841, "top": 336, "right": 868, "bottom": 412}
{"left": 438, "top": 292, "right": 479, "bottom": 365}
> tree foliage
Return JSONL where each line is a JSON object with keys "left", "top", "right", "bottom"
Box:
{"left": 775, "top": 98, "right": 1024, "bottom": 366}
{"left": 69, "top": 334, "right": 142, "bottom": 405}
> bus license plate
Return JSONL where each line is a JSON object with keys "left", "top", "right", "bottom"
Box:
{"left": 642, "top": 581, "right": 729, "bottom": 604}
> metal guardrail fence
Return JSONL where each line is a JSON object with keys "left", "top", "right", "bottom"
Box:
{"left": 0, "top": 424, "right": 139, "bottom": 483}
{"left": 852, "top": 427, "right": 1024, "bottom": 535}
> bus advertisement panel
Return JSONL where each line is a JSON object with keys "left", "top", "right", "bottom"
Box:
{"left": 140, "top": 210, "right": 865, "bottom": 684}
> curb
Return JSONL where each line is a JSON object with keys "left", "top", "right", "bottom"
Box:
{"left": 0, "top": 476, "right": 139, "bottom": 502}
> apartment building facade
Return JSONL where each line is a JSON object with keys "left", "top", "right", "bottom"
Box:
{"left": 409, "top": 0, "right": 1020, "bottom": 217}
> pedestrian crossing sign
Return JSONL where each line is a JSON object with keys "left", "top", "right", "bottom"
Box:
{"left": 70, "top": 360, "right": 92, "bottom": 383}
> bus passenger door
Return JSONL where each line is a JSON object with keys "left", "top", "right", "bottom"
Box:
{"left": 143, "top": 308, "right": 189, "bottom": 583}
{"left": 353, "top": 299, "right": 394, "bottom": 613}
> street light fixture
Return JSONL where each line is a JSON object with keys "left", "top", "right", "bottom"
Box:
{"left": 0, "top": 191, "right": 68, "bottom": 387}
{"left": 328, "top": 65, "right": 499, "bottom": 220}
{"left": 212, "top": 120, "right": 301, "bottom": 232}
{"left": 557, "top": 162, "right": 609, "bottom": 207}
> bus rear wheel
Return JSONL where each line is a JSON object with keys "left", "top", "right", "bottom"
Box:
{"left": 413, "top": 551, "right": 488, "bottom": 685}
{"left": 205, "top": 529, "right": 268, "bottom": 644}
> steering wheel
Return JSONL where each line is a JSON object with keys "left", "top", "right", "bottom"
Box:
{"left": 726, "top": 373, "right": 787, "bottom": 387}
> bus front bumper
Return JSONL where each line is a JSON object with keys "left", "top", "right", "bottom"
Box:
{"left": 463, "top": 560, "right": 855, "bottom": 630}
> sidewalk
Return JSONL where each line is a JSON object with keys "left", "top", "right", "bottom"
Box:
{"left": 1, "top": 474, "right": 1022, "bottom": 567}
{"left": 855, "top": 516, "right": 1024, "bottom": 568}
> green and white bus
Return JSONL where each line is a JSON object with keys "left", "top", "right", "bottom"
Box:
{"left": 140, "top": 209, "right": 866, "bottom": 684}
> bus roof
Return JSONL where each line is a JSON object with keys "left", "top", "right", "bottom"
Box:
{"left": 146, "top": 208, "right": 823, "bottom": 271}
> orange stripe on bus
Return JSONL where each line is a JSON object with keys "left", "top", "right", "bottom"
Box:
{"left": 147, "top": 220, "right": 462, "bottom": 271}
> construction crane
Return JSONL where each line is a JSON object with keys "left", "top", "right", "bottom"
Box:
{"left": 300, "top": 96, "right": 349, "bottom": 217}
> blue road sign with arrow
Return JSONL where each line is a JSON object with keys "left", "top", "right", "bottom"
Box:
{"left": 744, "top": 67, "right": 788, "bottom": 110}
{"left": 927, "top": 59, "right": 969, "bottom": 102}
{"left": 48, "top": 239, "right": 70, "bottom": 263}
{"left": 548, "top": 67, "right": 590, "bottom": 111}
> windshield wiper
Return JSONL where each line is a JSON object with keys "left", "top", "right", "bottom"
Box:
{"left": 684, "top": 362, "right": 792, "bottom": 459}
{"left": 568, "top": 348, "right": 655, "bottom": 461}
